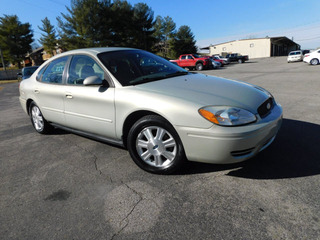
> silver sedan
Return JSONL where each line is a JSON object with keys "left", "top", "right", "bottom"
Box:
{"left": 19, "top": 48, "right": 283, "bottom": 174}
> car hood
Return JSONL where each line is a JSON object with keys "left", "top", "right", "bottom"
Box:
{"left": 134, "top": 73, "right": 271, "bottom": 113}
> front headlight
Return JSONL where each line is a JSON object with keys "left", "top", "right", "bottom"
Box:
{"left": 199, "top": 106, "right": 257, "bottom": 126}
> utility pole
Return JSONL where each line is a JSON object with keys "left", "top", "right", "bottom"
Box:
{"left": 0, "top": 48, "right": 6, "bottom": 71}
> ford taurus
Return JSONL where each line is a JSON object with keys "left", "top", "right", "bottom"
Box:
{"left": 19, "top": 48, "right": 283, "bottom": 174}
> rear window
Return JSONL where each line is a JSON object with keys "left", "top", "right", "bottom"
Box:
{"left": 289, "top": 51, "right": 302, "bottom": 55}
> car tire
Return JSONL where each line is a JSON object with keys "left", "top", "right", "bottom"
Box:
{"left": 238, "top": 59, "right": 243, "bottom": 64}
{"left": 310, "top": 58, "right": 319, "bottom": 65}
{"left": 29, "top": 101, "right": 52, "bottom": 134}
{"left": 127, "top": 115, "right": 186, "bottom": 174}
{"left": 196, "top": 63, "right": 203, "bottom": 71}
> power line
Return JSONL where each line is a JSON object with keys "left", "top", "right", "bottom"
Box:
{"left": 296, "top": 36, "right": 320, "bottom": 41}
{"left": 47, "top": 0, "right": 68, "bottom": 7}
{"left": 17, "top": 0, "right": 52, "bottom": 14}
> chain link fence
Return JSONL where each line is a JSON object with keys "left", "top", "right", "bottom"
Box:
{"left": 0, "top": 69, "right": 20, "bottom": 80}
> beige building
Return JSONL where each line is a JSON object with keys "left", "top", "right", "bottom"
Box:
{"left": 206, "top": 36, "right": 300, "bottom": 59}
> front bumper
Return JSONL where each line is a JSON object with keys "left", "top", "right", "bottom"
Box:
{"left": 176, "top": 104, "right": 283, "bottom": 164}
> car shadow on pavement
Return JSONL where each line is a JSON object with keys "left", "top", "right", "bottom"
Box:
{"left": 178, "top": 118, "right": 320, "bottom": 179}
{"left": 48, "top": 127, "right": 70, "bottom": 136}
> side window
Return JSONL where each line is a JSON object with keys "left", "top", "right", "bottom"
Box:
{"left": 41, "top": 57, "right": 68, "bottom": 84}
{"left": 36, "top": 64, "right": 47, "bottom": 81}
{"left": 187, "top": 55, "right": 193, "bottom": 60}
{"left": 181, "top": 56, "right": 186, "bottom": 60}
{"left": 67, "top": 55, "right": 104, "bottom": 85}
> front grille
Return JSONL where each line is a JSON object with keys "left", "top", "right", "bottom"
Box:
{"left": 258, "top": 98, "right": 274, "bottom": 118}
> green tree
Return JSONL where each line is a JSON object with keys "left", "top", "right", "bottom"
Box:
{"left": 108, "top": 1, "right": 155, "bottom": 50}
{"left": 110, "top": 0, "right": 134, "bottom": 47}
{"left": 57, "top": 0, "right": 156, "bottom": 51}
{"left": 0, "top": 15, "right": 33, "bottom": 68}
{"left": 131, "top": 3, "right": 155, "bottom": 51}
{"left": 153, "top": 16, "right": 176, "bottom": 58}
{"left": 172, "top": 25, "right": 197, "bottom": 58}
{"left": 38, "top": 17, "right": 57, "bottom": 55}
{"left": 57, "top": 0, "right": 113, "bottom": 49}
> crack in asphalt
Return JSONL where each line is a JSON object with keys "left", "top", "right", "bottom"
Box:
{"left": 45, "top": 135, "right": 110, "bottom": 179}
{"left": 156, "top": 169, "right": 232, "bottom": 196}
{"left": 68, "top": 141, "right": 104, "bottom": 176}
{"left": 93, "top": 157, "right": 102, "bottom": 175}
{"left": 110, "top": 183, "right": 143, "bottom": 240}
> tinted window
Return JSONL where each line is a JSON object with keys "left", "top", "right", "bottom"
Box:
{"left": 41, "top": 57, "right": 68, "bottom": 84}
{"left": 67, "top": 55, "right": 104, "bottom": 85}
{"left": 22, "top": 66, "right": 38, "bottom": 78}
{"left": 98, "top": 50, "right": 187, "bottom": 86}
{"left": 36, "top": 65, "right": 47, "bottom": 81}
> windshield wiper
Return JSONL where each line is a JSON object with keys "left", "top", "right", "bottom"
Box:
{"left": 130, "top": 76, "right": 164, "bottom": 85}
{"left": 130, "top": 71, "right": 189, "bottom": 85}
{"left": 165, "top": 71, "right": 189, "bottom": 78}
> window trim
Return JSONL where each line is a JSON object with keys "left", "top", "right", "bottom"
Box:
{"left": 37, "top": 56, "right": 70, "bottom": 85}
{"left": 68, "top": 53, "right": 114, "bottom": 87}
{"left": 36, "top": 63, "right": 48, "bottom": 82}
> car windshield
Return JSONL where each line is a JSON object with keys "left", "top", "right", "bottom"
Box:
{"left": 98, "top": 50, "right": 189, "bottom": 86}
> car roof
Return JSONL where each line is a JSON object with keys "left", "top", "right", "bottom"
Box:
{"left": 48, "top": 47, "right": 136, "bottom": 62}
{"left": 61, "top": 47, "right": 134, "bottom": 55}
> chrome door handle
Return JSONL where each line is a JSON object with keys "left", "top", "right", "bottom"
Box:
{"left": 66, "top": 94, "right": 73, "bottom": 99}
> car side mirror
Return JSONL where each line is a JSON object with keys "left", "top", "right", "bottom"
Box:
{"left": 83, "top": 76, "right": 103, "bottom": 86}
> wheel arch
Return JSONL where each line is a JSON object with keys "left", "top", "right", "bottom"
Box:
{"left": 310, "top": 58, "right": 320, "bottom": 65}
{"left": 26, "top": 99, "right": 35, "bottom": 115}
{"left": 122, "top": 110, "right": 171, "bottom": 148}
{"left": 195, "top": 60, "right": 204, "bottom": 65}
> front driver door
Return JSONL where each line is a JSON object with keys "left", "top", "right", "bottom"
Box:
{"left": 63, "top": 55, "right": 116, "bottom": 139}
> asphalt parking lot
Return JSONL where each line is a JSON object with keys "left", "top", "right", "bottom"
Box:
{"left": 1, "top": 57, "right": 320, "bottom": 240}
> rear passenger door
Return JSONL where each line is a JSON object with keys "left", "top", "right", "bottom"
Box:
{"left": 34, "top": 56, "right": 69, "bottom": 125}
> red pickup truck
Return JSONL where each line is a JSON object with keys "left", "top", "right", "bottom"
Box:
{"left": 170, "top": 54, "right": 212, "bottom": 71}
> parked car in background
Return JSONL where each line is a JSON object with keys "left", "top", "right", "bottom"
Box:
{"left": 303, "top": 49, "right": 320, "bottom": 65}
{"left": 19, "top": 47, "right": 282, "bottom": 174}
{"left": 287, "top": 50, "right": 303, "bottom": 63}
{"left": 18, "top": 66, "right": 39, "bottom": 80}
{"left": 212, "top": 55, "right": 230, "bottom": 64}
{"left": 226, "top": 53, "right": 249, "bottom": 63}
{"left": 302, "top": 50, "right": 310, "bottom": 55}
{"left": 209, "top": 58, "right": 222, "bottom": 69}
{"left": 170, "top": 54, "right": 212, "bottom": 71}
{"left": 210, "top": 56, "right": 226, "bottom": 66}
{"left": 203, "top": 56, "right": 223, "bottom": 68}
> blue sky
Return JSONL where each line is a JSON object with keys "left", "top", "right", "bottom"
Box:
{"left": 1, "top": 0, "right": 320, "bottom": 49}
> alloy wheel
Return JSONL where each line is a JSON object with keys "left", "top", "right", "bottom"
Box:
{"left": 136, "top": 126, "right": 177, "bottom": 168}
{"left": 31, "top": 106, "right": 44, "bottom": 132}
